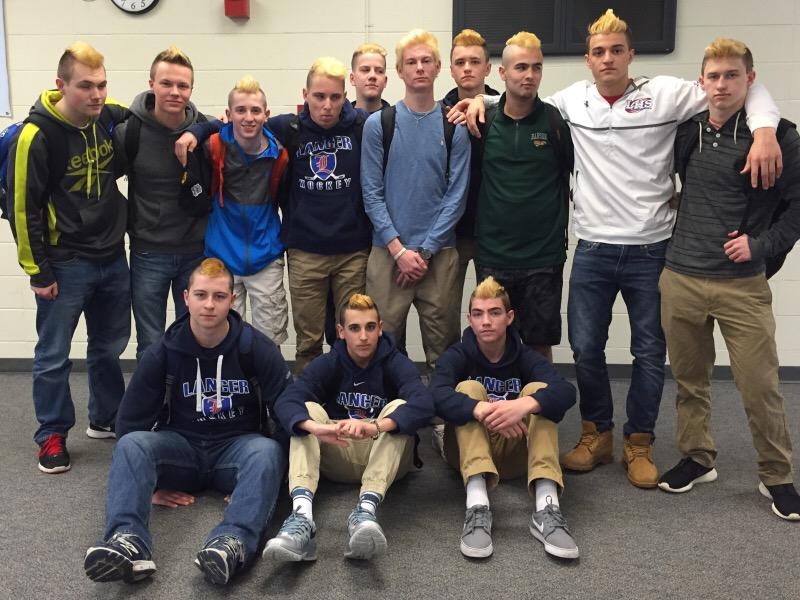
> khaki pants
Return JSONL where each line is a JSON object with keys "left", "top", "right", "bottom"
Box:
{"left": 660, "top": 268, "right": 793, "bottom": 485}
{"left": 288, "top": 399, "right": 414, "bottom": 496}
{"left": 366, "top": 246, "right": 460, "bottom": 369}
{"left": 448, "top": 237, "right": 476, "bottom": 339}
{"left": 233, "top": 258, "right": 288, "bottom": 345}
{"left": 287, "top": 248, "right": 368, "bottom": 373}
{"left": 443, "top": 380, "right": 563, "bottom": 493}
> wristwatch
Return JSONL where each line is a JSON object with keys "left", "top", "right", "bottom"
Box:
{"left": 418, "top": 248, "right": 433, "bottom": 261}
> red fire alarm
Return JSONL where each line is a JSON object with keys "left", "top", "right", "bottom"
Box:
{"left": 225, "top": 0, "right": 250, "bottom": 18}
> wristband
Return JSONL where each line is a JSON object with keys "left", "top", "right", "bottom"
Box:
{"left": 392, "top": 247, "right": 407, "bottom": 261}
{"left": 372, "top": 420, "right": 382, "bottom": 440}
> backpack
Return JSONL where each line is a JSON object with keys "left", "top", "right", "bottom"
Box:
{"left": 207, "top": 131, "right": 289, "bottom": 208}
{"left": 379, "top": 104, "right": 456, "bottom": 183}
{"left": 0, "top": 110, "right": 116, "bottom": 220}
{"left": 160, "top": 323, "right": 277, "bottom": 436}
{"left": 674, "top": 117, "right": 797, "bottom": 279}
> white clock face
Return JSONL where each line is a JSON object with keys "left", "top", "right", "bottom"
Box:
{"left": 111, "top": 0, "right": 159, "bottom": 14}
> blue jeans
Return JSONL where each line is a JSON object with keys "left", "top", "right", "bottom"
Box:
{"left": 130, "top": 251, "right": 204, "bottom": 360}
{"left": 567, "top": 239, "right": 667, "bottom": 436}
{"left": 104, "top": 430, "right": 285, "bottom": 559}
{"left": 32, "top": 255, "right": 130, "bottom": 444}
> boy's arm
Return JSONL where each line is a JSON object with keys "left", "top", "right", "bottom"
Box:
{"left": 115, "top": 345, "right": 169, "bottom": 439}
{"left": 361, "top": 113, "right": 399, "bottom": 245}
{"left": 382, "top": 354, "right": 435, "bottom": 435}
{"left": 429, "top": 347, "right": 478, "bottom": 425}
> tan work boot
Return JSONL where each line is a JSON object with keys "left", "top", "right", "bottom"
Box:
{"left": 623, "top": 433, "right": 658, "bottom": 488}
{"left": 560, "top": 421, "right": 613, "bottom": 472}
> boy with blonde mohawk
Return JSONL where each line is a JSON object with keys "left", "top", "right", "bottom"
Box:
{"left": 658, "top": 38, "right": 800, "bottom": 521}
{"left": 460, "top": 9, "right": 782, "bottom": 489}
{"left": 350, "top": 43, "right": 389, "bottom": 113}
{"left": 431, "top": 277, "right": 578, "bottom": 559}
{"left": 264, "top": 293, "right": 434, "bottom": 561}
{"left": 361, "top": 29, "right": 471, "bottom": 371}
{"left": 115, "top": 46, "right": 209, "bottom": 361}
{"left": 7, "top": 42, "right": 130, "bottom": 473}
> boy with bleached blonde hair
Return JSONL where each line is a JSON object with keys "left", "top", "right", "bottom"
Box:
{"left": 8, "top": 41, "right": 130, "bottom": 473}
{"left": 350, "top": 42, "right": 389, "bottom": 113}
{"left": 431, "top": 277, "right": 579, "bottom": 559}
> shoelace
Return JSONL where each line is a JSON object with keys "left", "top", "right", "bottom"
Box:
{"left": 280, "top": 511, "right": 313, "bottom": 537}
{"left": 540, "top": 503, "right": 572, "bottom": 536}
{"left": 213, "top": 536, "right": 244, "bottom": 565}
{"left": 349, "top": 507, "right": 376, "bottom": 527}
{"left": 627, "top": 444, "right": 651, "bottom": 459}
{"left": 464, "top": 507, "right": 491, "bottom": 534}
{"left": 575, "top": 431, "right": 596, "bottom": 450}
{"left": 109, "top": 533, "right": 142, "bottom": 557}
{"left": 38, "top": 434, "right": 65, "bottom": 458}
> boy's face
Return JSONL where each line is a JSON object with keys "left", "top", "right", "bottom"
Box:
{"left": 184, "top": 274, "right": 234, "bottom": 333}
{"left": 585, "top": 32, "right": 634, "bottom": 89}
{"left": 226, "top": 91, "right": 269, "bottom": 142}
{"left": 450, "top": 45, "right": 490, "bottom": 95}
{"left": 57, "top": 62, "right": 108, "bottom": 121}
{"left": 467, "top": 297, "right": 513, "bottom": 346}
{"left": 303, "top": 74, "right": 346, "bottom": 129}
{"left": 499, "top": 44, "right": 543, "bottom": 102}
{"left": 149, "top": 61, "right": 193, "bottom": 117}
{"left": 701, "top": 56, "right": 754, "bottom": 115}
{"left": 337, "top": 308, "right": 382, "bottom": 364}
{"left": 350, "top": 53, "right": 388, "bottom": 101}
{"left": 397, "top": 43, "right": 441, "bottom": 92}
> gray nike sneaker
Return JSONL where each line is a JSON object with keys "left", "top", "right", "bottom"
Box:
{"left": 529, "top": 500, "right": 579, "bottom": 559}
{"left": 263, "top": 510, "right": 317, "bottom": 562}
{"left": 345, "top": 507, "right": 387, "bottom": 560}
{"left": 460, "top": 504, "right": 493, "bottom": 558}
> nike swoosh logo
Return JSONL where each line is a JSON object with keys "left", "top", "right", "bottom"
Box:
{"left": 354, "top": 382, "right": 365, "bottom": 387}
{"left": 531, "top": 519, "right": 544, "bottom": 533}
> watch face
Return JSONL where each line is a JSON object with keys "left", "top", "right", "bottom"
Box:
{"left": 111, "top": 0, "right": 159, "bottom": 14}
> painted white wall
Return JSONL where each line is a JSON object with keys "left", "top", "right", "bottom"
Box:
{"left": 1, "top": 0, "right": 798, "bottom": 365}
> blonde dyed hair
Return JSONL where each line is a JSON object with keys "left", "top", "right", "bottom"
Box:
{"left": 586, "top": 9, "right": 632, "bottom": 49}
{"left": 150, "top": 45, "right": 194, "bottom": 81}
{"left": 396, "top": 29, "right": 441, "bottom": 65}
{"left": 702, "top": 37, "right": 754, "bottom": 74}
{"left": 227, "top": 75, "right": 267, "bottom": 107}
{"left": 306, "top": 56, "right": 347, "bottom": 89}
{"left": 452, "top": 29, "right": 489, "bottom": 61}
{"left": 189, "top": 258, "right": 233, "bottom": 292}
{"left": 351, "top": 43, "right": 388, "bottom": 70}
{"left": 57, "top": 41, "right": 104, "bottom": 81}
{"left": 469, "top": 276, "right": 511, "bottom": 312}
{"left": 339, "top": 293, "right": 381, "bottom": 324}
{"left": 506, "top": 31, "right": 541, "bottom": 49}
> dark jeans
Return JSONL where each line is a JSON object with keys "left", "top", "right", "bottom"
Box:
{"left": 567, "top": 239, "right": 667, "bottom": 436}
{"left": 104, "top": 430, "right": 285, "bottom": 559}
{"left": 32, "top": 254, "right": 130, "bottom": 444}
{"left": 130, "top": 250, "right": 204, "bottom": 360}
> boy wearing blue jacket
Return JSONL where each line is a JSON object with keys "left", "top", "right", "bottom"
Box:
{"left": 264, "top": 294, "right": 434, "bottom": 562}
{"left": 431, "top": 277, "right": 579, "bottom": 560}
{"left": 83, "top": 258, "right": 291, "bottom": 586}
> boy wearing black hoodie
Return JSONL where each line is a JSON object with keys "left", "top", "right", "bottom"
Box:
{"left": 83, "top": 258, "right": 291, "bottom": 586}
{"left": 431, "top": 277, "right": 579, "bottom": 560}
{"left": 264, "top": 294, "right": 434, "bottom": 562}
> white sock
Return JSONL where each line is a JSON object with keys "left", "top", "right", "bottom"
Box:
{"left": 465, "top": 474, "right": 490, "bottom": 508}
{"left": 359, "top": 491, "right": 382, "bottom": 515}
{"left": 291, "top": 488, "right": 314, "bottom": 521}
{"left": 534, "top": 478, "right": 559, "bottom": 512}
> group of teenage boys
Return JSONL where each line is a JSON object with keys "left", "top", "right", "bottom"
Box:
{"left": 5, "top": 7, "right": 799, "bottom": 588}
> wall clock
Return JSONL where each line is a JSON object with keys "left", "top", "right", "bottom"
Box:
{"left": 111, "top": 0, "right": 159, "bottom": 15}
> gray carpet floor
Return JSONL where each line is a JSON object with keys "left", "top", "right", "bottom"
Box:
{"left": 1, "top": 372, "right": 798, "bottom": 600}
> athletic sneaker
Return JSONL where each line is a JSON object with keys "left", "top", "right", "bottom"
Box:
{"left": 37, "top": 433, "right": 71, "bottom": 474}
{"left": 658, "top": 457, "right": 718, "bottom": 493}
{"left": 86, "top": 422, "right": 116, "bottom": 439}
{"left": 84, "top": 532, "right": 156, "bottom": 583}
{"left": 529, "top": 500, "right": 579, "bottom": 559}
{"left": 460, "top": 505, "right": 493, "bottom": 558}
{"left": 263, "top": 510, "right": 317, "bottom": 562}
{"left": 195, "top": 535, "right": 245, "bottom": 585}
{"left": 758, "top": 482, "right": 800, "bottom": 521}
{"left": 431, "top": 423, "right": 446, "bottom": 461}
{"left": 344, "top": 507, "right": 387, "bottom": 560}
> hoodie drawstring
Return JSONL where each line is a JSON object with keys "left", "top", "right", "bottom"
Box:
{"left": 194, "top": 355, "right": 224, "bottom": 413}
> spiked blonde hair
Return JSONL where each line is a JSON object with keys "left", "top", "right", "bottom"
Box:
{"left": 586, "top": 9, "right": 632, "bottom": 49}
{"left": 228, "top": 75, "right": 267, "bottom": 107}
{"left": 702, "top": 37, "right": 753, "bottom": 74}
{"left": 452, "top": 29, "right": 489, "bottom": 61}
{"left": 469, "top": 276, "right": 511, "bottom": 312}
{"left": 351, "top": 43, "right": 388, "bottom": 70}
{"left": 396, "top": 29, "right": 441, "bottom": 65}
{"left": 339, "top": 293, "right": 381, "bottom": 324}
{"left": 189, "top": 258, "right": 234, "bottom": 292}
{"left": 57, "top": 41, "right": 104, "bottom": 81}
{"left": 150, "top": 46, "right": 194, "bottom": 82}
{"left": 306, "top": 56, "right": 347, "bottom": 89}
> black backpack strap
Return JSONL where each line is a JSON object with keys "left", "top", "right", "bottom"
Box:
{"left": 352, "top": 112, "right": 367, "bottom": 145}
{"left": 441, "top": 104, "right": 456, "bottom": 185}
{"left": 24, "top": 113, "right": 68, "bottom": 193}
{"left": 124, "top": 114, "right": 143, "bottom": 204}
{"left": 380, "top": 105, "right": 396, "bottom": 174}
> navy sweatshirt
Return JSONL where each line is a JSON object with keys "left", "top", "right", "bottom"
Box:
{"left": 274, "top": 333, "right": 434, "bottom": 437}
{"left": 431, "top": 328, "right": 576, "bottom": 426}
{"left": 116, "top": 311, "right": 293, "bottom": 445}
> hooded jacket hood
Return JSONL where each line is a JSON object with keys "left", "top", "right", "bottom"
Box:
{"left": 129, "top": 90, "right": 200, "bottom": 132}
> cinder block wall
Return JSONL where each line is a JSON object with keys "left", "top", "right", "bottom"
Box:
{"left": 1, "top": 0, "right": 798, "bottom": 365}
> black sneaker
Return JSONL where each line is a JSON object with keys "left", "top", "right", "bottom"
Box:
{"left": 86, "top": 422, "right": 116, "bottom": 439}
{"left": 195, "top": 535, "right": 245, "bottom": 585}
{"left": 759, "top": 482, "right": 800, "bottom": 521}
{"left": 658, "top": 457, "right": 717, "bottom": 493}
{"left": 37, "top": 433, "right": 71, "bottom": 474}
{"left": 84, "top": 532, "right": 156, "bottom": 582}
